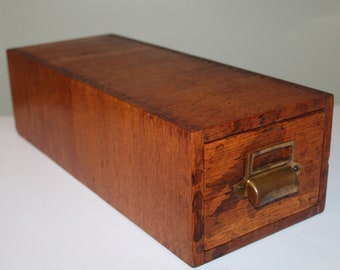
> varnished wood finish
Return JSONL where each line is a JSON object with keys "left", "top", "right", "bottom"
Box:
{"left": 204, "top": 111, "right": 325, "bottom": 250}
{"left": 10, "top": 35, "right": 329, "bottom": 141}
{"left": 204, "top": 205, "right": 320, "bottom": 261}
{"left": 7, "top": 35, "right": 333, "bottom": 266}
{"left": 7, "top": 51, "right": 199, "bottom": 265}
{"left": 318, "top": 95, "right": 334, "bottom": 212}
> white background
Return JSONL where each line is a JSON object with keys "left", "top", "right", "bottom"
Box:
{"left": 1, "top": 2, "right": 339, "bottom": 268}
{"left": 0, "top": 107, "right": 339, "bottom": 269}
{"left": 1, "top": 0, "right": 340, "bottom": 115}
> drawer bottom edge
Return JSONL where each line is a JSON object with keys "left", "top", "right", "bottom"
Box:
{"left": 204, "top": 204, "right": 321, "bottom": 263}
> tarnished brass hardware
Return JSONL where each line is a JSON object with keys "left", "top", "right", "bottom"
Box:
{"left": 234, "top": 141, "right": 301, "bottom": 208}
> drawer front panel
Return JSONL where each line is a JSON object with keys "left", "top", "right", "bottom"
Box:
{"left": 204, "top": 112, "right": 325, "bottom": 250}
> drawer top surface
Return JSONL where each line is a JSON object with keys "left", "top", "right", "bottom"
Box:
{"left": 10, "top": 34, "right": 331, "bottom": 140}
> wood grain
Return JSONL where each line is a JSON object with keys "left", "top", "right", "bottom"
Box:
{"left": 7, "top": 34, "right": 334, "bottom": 266}
{"left": 11, "top": 34, "right": 330, "bottom": 141}
{"left": 204, "top": 111, "right": 325, "bottom": 250}
{"left": 204, "top": 205, "right": 320, "bottom": 261}
{"left": 7, "top": 50, "right": 204, "bottom": 266}
{"left": 317, "top": 95, "right": 334, "bottom": 212}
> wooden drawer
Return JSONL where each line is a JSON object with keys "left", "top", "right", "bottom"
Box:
{"left": 7, "top": 35, "right": 333, "bottom": 267}
{"left": 203, "top": 111, "right": 325, "bottom": 259}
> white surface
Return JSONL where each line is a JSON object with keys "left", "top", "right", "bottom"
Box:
{"left": 0, "top": 106, "right": 339, "bottom": 270}
{"left": 1, "top": 0, "right": 340, "bottom": 116}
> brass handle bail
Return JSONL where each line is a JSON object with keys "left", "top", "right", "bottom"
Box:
{"left": 234, "top": 141, "right": 301, "bottom": 208}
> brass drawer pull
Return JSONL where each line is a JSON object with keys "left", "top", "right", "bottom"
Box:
{"left": 233, "top": 141, "right": 301, "bottom": 208}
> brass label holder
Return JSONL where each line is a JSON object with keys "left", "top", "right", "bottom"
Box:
{"left": 233, "top": 141, "right": 301, "bottom": 208}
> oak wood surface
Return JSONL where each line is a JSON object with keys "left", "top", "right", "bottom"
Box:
{"left": 7, "top": 35, "right": 334, "bottom": 267}
{"left": 11, "top": 34, "right": 330, "bottom": 142}
{"left": 7, "top": 50, "right": 202, "bottom": 266}
{"left": 204, "top": 111, "right": 325, "bottom": 250}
